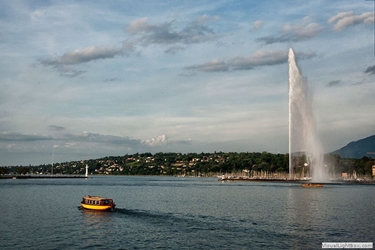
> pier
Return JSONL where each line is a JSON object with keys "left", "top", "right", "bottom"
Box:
{"left": 0, "top": 174, "right": 87, "bottom": 179}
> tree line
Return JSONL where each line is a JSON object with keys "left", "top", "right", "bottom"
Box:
{"left": 1, "top": 152, "right": 374, "bottom": 177}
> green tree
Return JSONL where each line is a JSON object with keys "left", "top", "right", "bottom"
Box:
{"left": 16, "top": 166, "right": 29, "bottom": 175}
{"left": 0, "top": 167, "right": 8, "bottom": 175}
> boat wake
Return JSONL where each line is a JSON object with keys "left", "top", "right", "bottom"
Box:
{"left": 114, "top": 208, "right": 178, "bottom": 221}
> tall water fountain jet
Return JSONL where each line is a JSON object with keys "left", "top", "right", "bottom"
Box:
{"left": 288, "top": 48, "right": 327, "bottom": 182}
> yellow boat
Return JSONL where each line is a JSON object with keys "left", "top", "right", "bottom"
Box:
{"left": 81, "top": 195, "right": 116, "bottom": 211}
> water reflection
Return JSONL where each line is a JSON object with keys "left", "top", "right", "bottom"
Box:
{"left": 287, "top": 186, "right": 325, "bottom": 225}
{"left": 81, "top": 208, "right": 113, "bottom": 217}
{"left": 80, "top": 208, "right": 114, "bottom": 230}
{"left": 284, "top": 187, "right": 320, "bottom": 245}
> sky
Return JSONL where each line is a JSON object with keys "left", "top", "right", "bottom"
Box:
{"left": 0, "top": 0, "right": 374, "bottom": 166}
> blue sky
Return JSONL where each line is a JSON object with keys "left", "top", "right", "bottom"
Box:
{"left": 0, "top": 0, "right": 374, "bottom": 166}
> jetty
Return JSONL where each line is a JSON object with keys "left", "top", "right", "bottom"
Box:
{"left": 0, "top": 174, "right": 87, "bottom": 179}
{"left": 1, "top": 164, "right": 91, "bottom": 179}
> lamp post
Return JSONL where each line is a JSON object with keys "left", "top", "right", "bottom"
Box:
{"left": 51, "top": 147, "right": 55, "bottom": 175}
{"left": 85, "top": 164, "right": 89, "bottom": 178}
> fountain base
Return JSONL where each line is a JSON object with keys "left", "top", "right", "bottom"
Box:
{"left": 301, "top": 183, "right": 324, "bottom": 188}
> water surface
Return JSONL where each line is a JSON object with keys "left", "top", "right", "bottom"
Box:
{"left": 1, "top": 176, "right": 374, "bottom": 249}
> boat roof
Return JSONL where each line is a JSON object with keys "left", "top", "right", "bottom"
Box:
{"left": 83, "top": 195, "right": 113, "bottom": 200}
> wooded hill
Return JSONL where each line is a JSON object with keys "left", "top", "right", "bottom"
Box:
{"left": 332, "top": 135, "right": 375, "bottom": 159}
{"left": 1, "top": 151, "right": 374, "bottom": 178}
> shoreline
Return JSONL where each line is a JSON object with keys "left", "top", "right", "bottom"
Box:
{"left": 219, "top": 177, "right": 375, "bottom": 184}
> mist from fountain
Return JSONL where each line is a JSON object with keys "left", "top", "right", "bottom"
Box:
{"left": 288, "top": 48, "right": 327, "bottom": 182}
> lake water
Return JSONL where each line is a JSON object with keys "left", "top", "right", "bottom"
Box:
{"left": 0, "top": 176, "right": 374, "bottom": 249}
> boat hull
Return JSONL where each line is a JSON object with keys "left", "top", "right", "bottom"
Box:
{"left": 81, "top": 203, "right": 114, "bottom": 211}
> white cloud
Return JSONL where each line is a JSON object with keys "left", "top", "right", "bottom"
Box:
{"left": 165, "top": 45, "right": 186, "bottom": 54}
{"left": 143, "top": 135, "right": 168, "bottom": 146}
{"left": 230, "top": 50, "right": 288, "bottom": 70}
{"left": 40, "top": 45, "right": 125, "bottom": 66}
{"left": 124, "top": 16, "right": 218, "bottom": 45}
{"left": 39, "top": 14, "right": 219, "bottom": 77}
{"left": 38, "top": 45, "right": 130, "bottom": 77}
{"left": 328, "top": 11, "right": 374, "bottom": 31}
{"left": 185, "top": 49, "right": 317, "bottom": 72}
{"left": 126, "top": 17, "right": 156, "bottom": 35}
{"left": 256, "top": 17, "right": 323, "bottom": 44}
{"left": 253, "top": 20, "right": 264, "bottom": 30}
{"left": 196, "top": 14, "right": 220, "bottom": 24}
{"left": 282, "top": 21, "right": 322, "bottom": 38}
{"left": 185, "top": 58, "right": 228, "bottom": 72}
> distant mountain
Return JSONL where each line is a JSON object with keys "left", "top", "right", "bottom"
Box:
{"left": 332, "top": 135, "right": 375, "bottom": 159}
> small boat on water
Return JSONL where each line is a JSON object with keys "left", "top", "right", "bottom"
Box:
{"left": 81, "top": 195, "right": 116, "bottom": 211}
{"left": 301, "top": 183, "right": 323, "bottom": 188}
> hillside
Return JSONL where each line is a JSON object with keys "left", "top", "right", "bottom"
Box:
{"left": 332, "top": 135, "right": 375, "bottom": 159}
